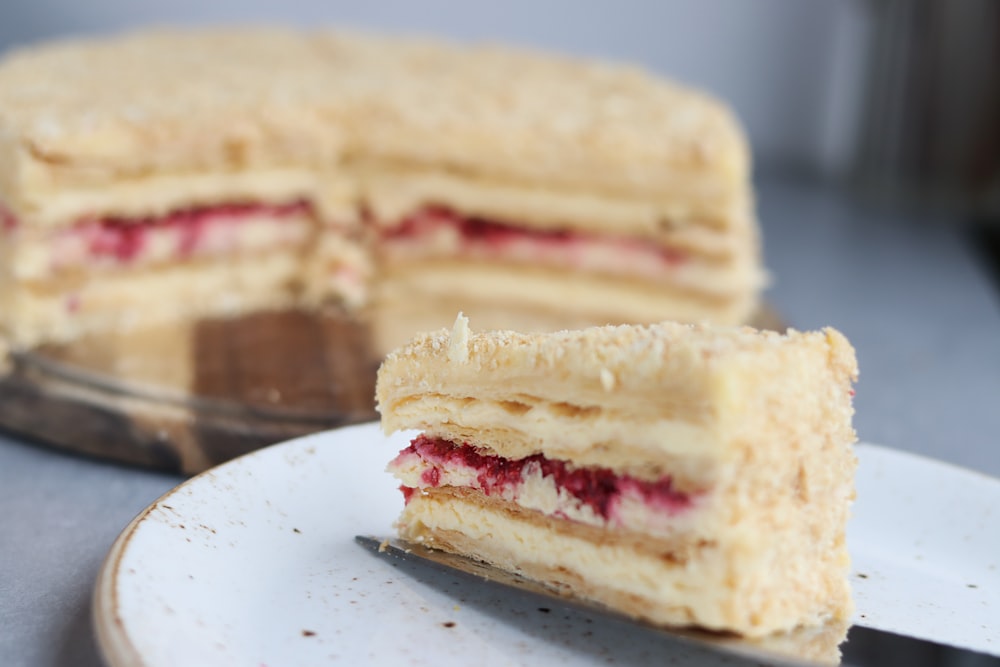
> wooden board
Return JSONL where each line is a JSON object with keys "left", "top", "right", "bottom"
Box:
{"left": 0, "top": 306, "right": 783, "bottom": 475}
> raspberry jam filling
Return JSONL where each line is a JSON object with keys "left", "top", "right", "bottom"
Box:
{"left": 68, "top": 200, "right": 313, "bottom": 263}
{"left": 0, "top": 203, "right": 17, "bottom": 232}
{"left": 0, "top": 200, "right": 314, "bottom": 273}
{"left": 393, "top": 434, "right": 693, "bottom": 521}
{"left": 381, "top": 207, "right": 687, "bottom": 276}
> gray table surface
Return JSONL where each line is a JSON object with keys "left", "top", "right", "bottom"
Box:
{"left": 2, "top": 178, "right": 999, "bottom": 667}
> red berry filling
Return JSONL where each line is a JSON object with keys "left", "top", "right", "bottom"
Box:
{"left": 394, "top": 434, "right": 692, "bottom": 520}
{"left": 0, "top": 204, "right": 17, "bottom": 232}
{"left": 76, "top": 200, "right": 312, "bottom": 263}
{"left": 383, "top": 206, "right": 687, "bottom": 267}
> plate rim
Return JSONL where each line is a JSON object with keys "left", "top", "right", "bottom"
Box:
{"left": 93, "top": 496, "right": 155, "bottom": 667}
{"left": 91, "top": 426, "right": 346, "bottom": 667}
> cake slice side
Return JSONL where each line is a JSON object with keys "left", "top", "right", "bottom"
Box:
{"left": 710, "top": 327, "right": 858, "bottom": 632}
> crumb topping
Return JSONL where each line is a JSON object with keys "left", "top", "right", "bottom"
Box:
{"left": 447, "top": 312, "right": 470, "bottom": 365}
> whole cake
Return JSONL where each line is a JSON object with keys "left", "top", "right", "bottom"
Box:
{"left": 377, "top": 315, "right": 858, "bottom": 637}
{"left": 0, "top": 27, "right": 765, "bottom": 357}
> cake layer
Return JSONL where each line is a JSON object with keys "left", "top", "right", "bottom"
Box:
{"left": 2, "top": 201, "right": 316, "bottom": 280}
{"left": 0, "top": 167, "right": 356, "bottom": 229}
{"left": 381, "top": 387, "right": 723, "bottom": 480}
{"left": 0, "top": 247, "right": 364, "bottom": 347}
{"left": 378, "top": 318, "right": 856, "bottom": 463}
{"left": 376, "top": 205, "right": 759, "bottom": 262}
{"left": 396, "top": 489, "right": 851, "bottom": 637}
{"left": 0, "top": 28, "right": 748, "bottom": 212}
{"left": 380, "top": 206, "right": 686, "bottom": 275}
{"left": 390, "top": 434, "right": 704, "bottom": 537}
{"left": 376, "top": 207, "right": 765, "bottom": 294}
{"left": 0, "top": 29, "right": 346, "bottom": 201}
{"left": 361, "top": 164, "right": 754, "bottom": 237}
{"left": 376, "top": 261, "right": 755, "bottom": 329}
{"left": 331, "top": 34, "right": 749, "bottom": 205}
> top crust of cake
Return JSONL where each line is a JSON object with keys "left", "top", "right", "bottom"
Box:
{"left": 0, "top": 27, "right": 749, "bottom": 206}
{"left": 376, "top": 315, "right": 858, "bottom": 472}
{"left": 379, "top": 315, "right": 857, "bottom": 418}
{"left": 0, "top": 28, "right": 345, "bottom": 200}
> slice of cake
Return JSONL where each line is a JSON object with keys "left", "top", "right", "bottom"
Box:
{"left": 0, "top": 27, "right": 764, "bottom": 355}
{"left": 377, "top": 315, "right": 858, "bottom": 637}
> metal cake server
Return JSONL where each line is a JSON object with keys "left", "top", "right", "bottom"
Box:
{"left": 356, "top": 536, "right": 1000, "bottom": 667}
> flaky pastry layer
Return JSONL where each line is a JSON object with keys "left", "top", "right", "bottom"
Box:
{"left": 397, "top": 489, "right": 852, "bottom": 637}
{"left": 378, "top": 317, "right": 857, "bottom": 465}
{"left": 0, "top": 243, "right": 367, "bottom": 346}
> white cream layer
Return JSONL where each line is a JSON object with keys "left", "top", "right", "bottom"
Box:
{"left": 388, "top": 445, "right": 702, "bottom": 539}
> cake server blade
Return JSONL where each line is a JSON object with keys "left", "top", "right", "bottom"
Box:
{"left": 356, "top": 536, "right": 1000, "bottom": 667}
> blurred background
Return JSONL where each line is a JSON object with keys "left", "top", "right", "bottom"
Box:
{"left": 2, "top": 0, "right": 997, "bottom": 220}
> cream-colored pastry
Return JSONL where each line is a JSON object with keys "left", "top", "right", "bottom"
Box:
{"left": 377, "top": 315, "right": 858, "bottom": 637}
{"left": 0, "top": 27, "right": 764, "bottom": 351}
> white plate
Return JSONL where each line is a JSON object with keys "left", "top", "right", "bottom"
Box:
{"left": 93, "top": 423, "right": 1000, "bottom": 666}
